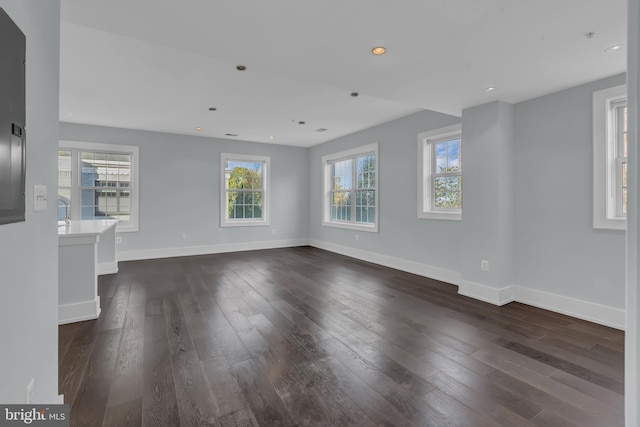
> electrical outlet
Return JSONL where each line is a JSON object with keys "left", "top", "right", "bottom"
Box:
{"left": 116, "top": 236, "right": 122, "bottom": 244}
{"left": 355, "top": 234, "right": 359, "bottom": 241}
{"left": 180, "top": 233, "right": 187, "bottom": 240}
{"left": 480, "top": 260, "right": 489, "bottom": 271}
{"left": 25, "top": 378, "right": 35, "bottom": 404}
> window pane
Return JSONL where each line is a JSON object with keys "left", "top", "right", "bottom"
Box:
{"left": 58, "top": 151, "right": 72, "bottom": 187}
{"left": 332, "top": 159, "right": 353, "bottom": 190}
{"left": 448, "top": 139, "right": 461, "bottom": 171}
{"left": 434, "top": 176, "right": 462, "bottom": 209}
{"left": 81, "top": 206, "right": 95, "bottom": 220}
{"left": 226, "top": 161, "right": 263, "bottom": 191}
{"left": 81, "top": 189, "right": 95, "bottom": 206}
{"left": 331, "top": 191, "right": 351, "bottom": 221}
{"left": 357, "top": 154, "right": 375, "bottom": 188}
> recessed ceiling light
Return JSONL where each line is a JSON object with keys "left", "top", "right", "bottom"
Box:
{"left": 485, "top": 87, "right": 497, "bottom": 92}
{"left": 371, "top": 46, "right": 386, "bottom": 55}
{"left": 225, "top": 133, "right": 238, "bottom": 137}
{"left": 208, "top": 107, "right": 217, "bottom": 111}
{"left": 605, "top": 44, "right": 623, "bottom": 53}
{"left": 298, "top": 121, "right": 306, "bottom": 125}
{"left": 351, "top": 92, "right": 359, "bottom": 97}
{"left": 269, "top": 136, "right": 275, "bottom": 140}
{"left": 195, "top": 127, "right": 202, "bottom": 131}
{"left": 236, "top": 65, "right": 247, "bottom": 71}
{"left": 315, "top": 128, "right": 328, "bottom": 132}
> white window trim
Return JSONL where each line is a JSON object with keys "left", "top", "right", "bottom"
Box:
{"left": 220, "top": 153, "right": 271, "bottom": 227}
{"left": 59, "top": 140, "right": 140, "bottom": 233}
{"left": 593, "top": 84, "right": 626, "bottom": 230}
{"left": 321, "top": 143, "right": 379, "bottom": 232}
{"left": 417, "top": 124, "right": 462, "bottom": 221}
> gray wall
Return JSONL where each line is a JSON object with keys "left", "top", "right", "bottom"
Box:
{"left": 59, "top": 123, "right": 309, "bottom": 254}
{"left": 514, "top": 73, "right": 627, "bottom": 309}
{"left": 308, "top": 110, "right": 463, "bottom": 272}
{"left": 308, "top": 73, "right": 627, "bottom": 311}
{"left": 461, "top": 101, "right": 515, "bottom": 289}
{"left": 0, "top": 1, "right": 60, "bottom": 403}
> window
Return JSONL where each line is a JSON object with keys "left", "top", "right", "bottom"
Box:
{"left": 593, "top": 84, "right": 627, "bottom": 230}
{"left": 418, "top": 124, "right": 462, "bottom": 220}
{"left": 322, "top": 143, "right": 378, "bottom": 232}
{"left": 220, "top": 153, "right": 270, "bottom": 227}
{"left": 58, "top": 141, "right": 139, "bottom": 232}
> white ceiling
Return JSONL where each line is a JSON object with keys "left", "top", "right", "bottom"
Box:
{"left": 59, "top": 0, "right": 627, "bottom": 147}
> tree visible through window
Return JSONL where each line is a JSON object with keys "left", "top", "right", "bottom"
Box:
{"left": 226, "top": 161, "right": 263, "bottom": 220}
{"left": 418, "top": 124, "right": 462, "bottom": 220}
{"left": 330, "top": 154, "right": 376, "bottom": 224}
{"left": 322, "top": 143, "right": 379, "bottom": 232}
{"left": 433, "top": 138, "right": 462, "bottom": 209}
{"left": 221, "top": 154, "right": 270, "bottom": 226}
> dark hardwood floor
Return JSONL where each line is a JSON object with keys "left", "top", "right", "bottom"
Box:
{"left": 58, "top": 246, "right": 624, "bottom": 426}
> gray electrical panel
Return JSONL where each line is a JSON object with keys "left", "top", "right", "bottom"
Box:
{"left": 0, "top": 7, "right": 26, "bottom": 225}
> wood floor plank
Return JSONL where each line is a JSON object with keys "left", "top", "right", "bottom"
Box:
{"left": 217, "top": 408, "right": 260, "bottom": 427}
{"left": 59, "top": 247, "right": 624, "bottom": 426}
{"left": 70, "top": 329, "right": 121, "bottom": 427}
{"left": 230, "top": 357, "right": 295, "bottom": 426}
{"left": 201, "top": 355, "right": 249, "bottom": 418}
{"left": 107, "top": 306, "right": 145, "bottom": 408}
{"left": 142, "top": 313, "right": 180, "bottom": 426}
{"left": 102, "top": 398, "right": 142, "bottom": 427}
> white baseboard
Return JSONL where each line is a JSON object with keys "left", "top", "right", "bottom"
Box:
{"left": 458, "top": 280, "right": 515, "bottom": 306}
{"left": 58, "top": 297, "right": 101, "bottom": 325}
{"left": 309, "top": 239, "right": 461, "bottom": 285}
{"left": 513, "top": 286, "right": 625, "bottom": 330}
{"left": 309, "top": 239, "right": 625, "bottom": 330}
{"left": 97, "top": 261, "right": 118, "bottom": 275}
{"left": 117, "top": 239, "right": 309, "bottom": 262}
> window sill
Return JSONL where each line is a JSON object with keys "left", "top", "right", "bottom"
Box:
{"left": 593, "top": 217, "right": 626, "bottom": 231}
{"left": 418, "top": 211, "right": 461, "bottom": 221}
{"left": 322, "top": 220, "right": 378, "bottom": 233}
{"left": 221, "top": 220, "right": 270, "bottom": 228}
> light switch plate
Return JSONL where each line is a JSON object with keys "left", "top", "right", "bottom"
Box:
{"left": 33, "top": 185, "right": 47, "bottom": 212}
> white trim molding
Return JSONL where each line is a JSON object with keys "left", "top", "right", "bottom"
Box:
{"left": 309, "top": 239, "right": 625, "bottom": 330}
{"left": 321, "top": 143, "right": 379, "bottom": 232}
{"left": 58, "top": 297, "right": 101, "bottom": 325}
{"left": 118, "top": 239, "right": 308, "bottom": 262}
{"left": 97, "top": 261, "right": 119, "bottom": 275}
{"left": 220, "top": 153, "right": 271, "bottom": 228}
{"left": 309, "top": 239, "right": 461, "bottom": 285}
{"left": 592, "top": 84, "right": 627, "bottom": 230}
{"left": 59, "top": 140, "right": 140, "bottom": 233}
{"left": 514, "top": 286, "right": 625, "bottom": 330}
{"left": 417, "top": 124, "right": 463, "bottom": 221}
{"left": 457, "top": 280, "right": 515, "bottom": 305}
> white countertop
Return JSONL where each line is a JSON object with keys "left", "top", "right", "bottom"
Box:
{"left": 58, "top": 220, "right": 118, "bottom": 244}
